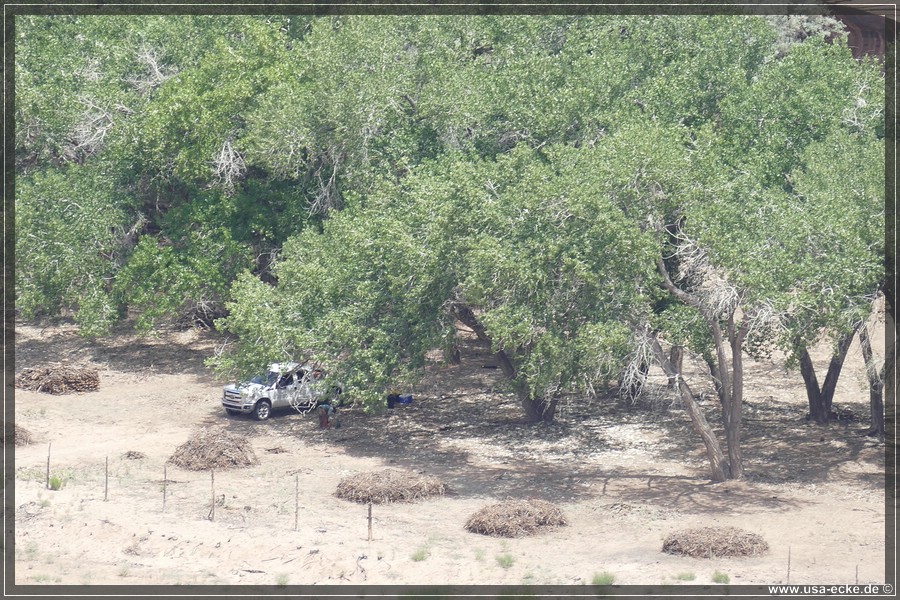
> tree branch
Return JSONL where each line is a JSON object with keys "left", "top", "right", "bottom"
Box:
{"left": 448, "top": 301, "right": 517, "bottom": 380}
{"left": 656, "top": 255, "right": 700, "bottom": 310}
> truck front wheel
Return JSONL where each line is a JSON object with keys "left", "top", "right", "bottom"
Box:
{"left": 254, "top": 400, "right": 272, "bottom": 421}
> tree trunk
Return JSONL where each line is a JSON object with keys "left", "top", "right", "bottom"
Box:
{"left": 445, "top": 344, "right": 461, "bottom": 365}
{"left": 667, "top": 345, "right": 684, "bottom": 389}
{"left": 726, "top": 313, "right": 748, "bottom": 480}
{"left": 704, "top": 313, "right": 744, "bottom": 479}
{"left": 821, "top": 330, "right": 855, "bottom": 416}
{"left": 449, "top": 301, "right": 559, "bottom": 423}
{"left": 650, "top": 335, "right": 728, "bottom": 482}
{"left": 799, "top": 348, "right": 827, "bottom": 425}
{"left": 858, "top": 324, "right": 885, "bottom": 440}
{"left": 656, "top": 255, "right": 742, "bottom": 480}
{"left": 449, "top": 302, "right": 491, "bottom": 344}
{"left": 798, "top": 328, "right": 856, "bottom": 425}
{"left": 520, "top": 392, "right": 560, "bottom": 423}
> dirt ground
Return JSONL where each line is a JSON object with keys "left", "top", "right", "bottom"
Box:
{"left": 10, "top": 313, "right": 888, "bottom": 588}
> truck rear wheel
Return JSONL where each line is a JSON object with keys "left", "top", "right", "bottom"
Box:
{"left": 254, "top": 400, "right": 272, "bottom": 421}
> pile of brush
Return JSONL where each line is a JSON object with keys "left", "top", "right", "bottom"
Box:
{"left": 15, "top": 364, "right": 100, "bottom": 394}
{"left": 6, "top": 425, "right": 35, "bottom": 446}
{"left": 662, "top": 526, "right": 769, "bottom": 558}
{"left": 336, "top": 469, "right": 446, "bottom": 504}
{"left": 465, "top": 498, "right": 568, "bottom": 538}
{"left": 167, "top": 427, "right": 258, "bottom": 471}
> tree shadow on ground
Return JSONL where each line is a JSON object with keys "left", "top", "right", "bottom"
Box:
{"left": 14, "top": 319, "right": 220, "bottom": 381}
{"left": 252, "top": 334, "right": 885, "bottom": 511}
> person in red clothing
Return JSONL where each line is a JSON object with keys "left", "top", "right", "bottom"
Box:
{"left": 317, "top": 400, "right": 336, "bottom": 428}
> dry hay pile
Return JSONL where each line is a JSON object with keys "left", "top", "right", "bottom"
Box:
{"left": 167, "top": 428, "right": 258, "bottom": 471}
{"left": 123, "top": 450, "right": 147, "bottom": 460}
{"left": 465, "top": 499, "right": 568, "bottom": 538}
{"left": 335, "top": 469, "right": 446, "bottom": 504}
{"left": 2, "top": 425, "right": 34, "bottom": 446}
{"left": 15, "top": 425, "right": 34, "bottom": 446}
{"left": 15, "top": 365, "right": 100, "bottom": 394}
{"left": 662, "top": 526, "right": 769, "bottom": 558}
{"left": 13, "top": 425, "right": 34, "bottom": 446}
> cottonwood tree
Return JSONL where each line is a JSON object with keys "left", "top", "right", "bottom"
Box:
{"left": 216, "top": 145, "right": 655, "bottom": 420}
{"left": 709, "top": 37, "right": 885, "bottom": 428}
{"left": 15, "top": 15, "right": 319, "bottom": 333}
{"left": 783, "top": 132, "right": 885, "bottom": 427}
{"left": 12, "top": 13, "right": 776, "bottom": 339}
{"left": 643, "top": 39, "right": 885, "bottom": 479}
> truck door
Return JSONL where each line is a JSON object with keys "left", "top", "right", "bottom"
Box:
{"left": 294, "top": 370, "right": 316, "bottom": 406}
{"left": 273, "top": 372, "right": 296, "bottom": 408}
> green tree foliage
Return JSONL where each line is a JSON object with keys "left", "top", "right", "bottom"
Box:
{"left": 217, "top": 145, "right": 655, "bottom": 417}
{"left": 16, "top": 15, "right": 318, "bottom": 331}
{"left": 15, "top": 13, "right": 885, "bottom": 478}
{"left": 16, "top": 167, "right": 134, "bottom": 336}
{"left": 16, "top": 15, "right": 139, "bottom": 169}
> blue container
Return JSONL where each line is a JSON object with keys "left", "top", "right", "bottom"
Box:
{"left": 397, "top": 394, "right": 413, "bottom": 405}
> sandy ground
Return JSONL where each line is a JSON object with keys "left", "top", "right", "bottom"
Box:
{"left": 10, "top": 315, "right": 889, "bottom": 589}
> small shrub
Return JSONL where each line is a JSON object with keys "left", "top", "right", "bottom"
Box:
{"left": 411, "top": 547, "right": 429, "bottom": 562}
{"left": 496, "top": 553, "right": 515, "bottom": 569}
{"left": 592, "top": 571, "right": 616, "bottom": 585}
{"left": 23, "top": 541, "right": 39, "bottom": 557}
{"left": 123, "top": 541, "right": 141, "bottom": 556}
{"left": 276, "top": 573, "right": 289, "bottom": 587}
{"left": 675, "top": 572, "right": 696, "bottom": 581}
{"left": 48, "top": 476, "right": 63, "bottom": 491}
{"left": 712, "top": 571, "right": 730, "bottom": 584}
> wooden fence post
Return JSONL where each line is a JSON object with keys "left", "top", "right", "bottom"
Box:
{"left": 787, "top": 546, "right": 791, "bottom": 584}
{"left": 45, "top": 443, "right": 51, "bottom": 490}
{"left": 294, "top": 474, "right": 299, "bottom": 532}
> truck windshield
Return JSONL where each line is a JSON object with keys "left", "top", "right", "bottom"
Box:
{"left": 250, "top": 372, "right": 279, "bottom": 386}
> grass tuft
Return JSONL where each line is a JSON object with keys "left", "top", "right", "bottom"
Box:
{"left": 496, "top": 553, "right": 515, "bottom": 569}
{"left": 592, "top": 571, "right": 616, "bottom": 585}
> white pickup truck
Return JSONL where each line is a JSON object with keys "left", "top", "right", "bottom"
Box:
{"left": 222, "top": 362, "right": 342, "bottom": 421}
